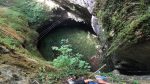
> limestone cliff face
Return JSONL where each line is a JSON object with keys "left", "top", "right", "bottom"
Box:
{"left": 47, "top": 0, "right": 101, "bottom": 35}
{"left": 94, "top": 0, "right": 150, "bottom": 72}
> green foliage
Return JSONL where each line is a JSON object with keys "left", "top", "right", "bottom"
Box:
{"left": 97, "top": 72, "right": 139, "bottom": 84}
{"left": 38, "top": 67, "right": 88, "bottom": 84}
{"left": 0, "top": 0, "right": 52, "bottom": 27}
{"left": 38, "top": 27, "right": 98, "bottom": 60}
{"left": 0, "top": 7, "right": 38, "bottom": 50}
{"left": 37, "top": 40, "right": 91, "bottom": 83}
{"left": 132, "top": 80, "right": 139, "bottom": 84}
{"left": 14, "top": 0, "right": 51, "bottom": 26}
{"left": 52, "top": 39, "right": 91, "bottom": 71}
{"left": 0, "top": 7, "right": 27, "bottom": 31}
{"left": 0, "top": 32, "right": 21, "bottom": 49}
{"left": 0, "top": 5, "right": 39, "bottom": 57}
{"left": 52, "top": 39, "right": 72, "bottom": 55}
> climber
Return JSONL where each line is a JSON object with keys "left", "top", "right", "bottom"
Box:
{"left": 67, "top": 75, "right": 110, "bottom": 84}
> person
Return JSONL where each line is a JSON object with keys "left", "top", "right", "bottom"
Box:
{"left": 67, "top": 75, "right": 110, "bottom": 84}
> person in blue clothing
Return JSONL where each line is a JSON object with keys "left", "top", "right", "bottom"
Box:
{"left": 68, "top": 75, "right": 110, "bottom": 84}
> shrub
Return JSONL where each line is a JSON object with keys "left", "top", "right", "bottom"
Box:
{"left": 12, "top": 0, "right": 52, "bottom": 27}
{"left": 37, "top": 39, "right": 91, "bottom": 83}
{"left": 52, "top": 39, "right": 91, "bottom": 71}
{"left": 0, "top": 0, "right": 52, "bottom": 27}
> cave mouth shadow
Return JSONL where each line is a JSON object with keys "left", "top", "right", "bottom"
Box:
{"left": 116, "top": 65, "right": 150, "bottom": 76}
{"left": 113, "top": 59, "right": 150, "bottom": 76}
{"left": 113, "top": 43, "right": 150, "bottom": 76}
{"left": 37, "top": 19, "right": 98, "bottom": 60}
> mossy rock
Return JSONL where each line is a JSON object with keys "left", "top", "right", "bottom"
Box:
{"left": 95, "top": 0, "right": 150, "bottom": 70}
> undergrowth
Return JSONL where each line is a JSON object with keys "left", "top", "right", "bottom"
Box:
{"left": 13, "top": 0, "right": 52, "bottom": 27}
{"left": 97, "top": 72, "right": 139, "bottom": 84}
{"left": 0, "top": 0, "right": 53, "bottom": 28}
{"left": 37, "top": 39, "right": 91, "bottom": 84}
{"left": 0, "top": 31, "right": 21, "bottom": 49}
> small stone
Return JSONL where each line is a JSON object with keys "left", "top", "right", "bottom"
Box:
{"left": 0, "top": 45, "right": 10, "bottom": 54}
{"left": 109, "top": 30, "right": 114, "bottom": 37}
{"left": 112, "top": 70, "right": 120, "bottom": 75}
{"left": 12, "top": 74, "right": 21, "bottom": 81}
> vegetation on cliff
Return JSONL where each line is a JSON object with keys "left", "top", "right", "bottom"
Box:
{"left": 95, "top": 0, "right": 150, "bottom": 62}
{"left": 0, "top": 0, "right": 56, "bottom": 83}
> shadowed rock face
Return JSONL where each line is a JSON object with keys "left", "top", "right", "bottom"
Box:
{"left": 115, "top": 41, "right": 150, "bottom": 73}
{"left": 67, "top": 0, "right": 96, "bottom": 13}
{"left": 50, "top": 0, "right": 91, "bottom": 22}
{"left": 121, "top": 41, "right": 150, "bottom": 67}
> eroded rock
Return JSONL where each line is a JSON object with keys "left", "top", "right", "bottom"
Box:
{"left": 0, "top": 64, "right": 29, "bottom": 84}
{"left": 0, "top": 45, "right": 10, "bottom": 54}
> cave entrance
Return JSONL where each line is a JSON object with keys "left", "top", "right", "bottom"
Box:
{"left": 115, "top": 42, "right": 150, "bottom": 75}
{"left": 37, "top": 19, "right": 99, "bottom": 62}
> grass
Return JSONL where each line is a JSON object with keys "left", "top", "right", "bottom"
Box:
{"left": 0, "top": 0, "right": 51, "bottom": 67}
{"left": 0, "top": 7, "right": 28, "bottom": 34}
{"left": 0, "top": 6, "right": 39, "bottom": 51}
{"left": 0, "top": 30, "right": 21, "bottom": 49}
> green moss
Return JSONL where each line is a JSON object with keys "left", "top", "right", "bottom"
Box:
{"left": 0, "top": 0, "right": 52, "bottom": 28}
{"left": 0, "top": 6, "right": 39, "bottom": 56}
{"left": 107, "top": 12, "right": 150, "bottom": 56}
{"left": 95, "top": 0, "right": 150, "bottom": 57}
{"left": 0, "top": 31, "right": 21, "bottom": 49}
{"left": 0, "top": 7, "right": 28, "bottom": 34}
{"left": 0, "top": 7, "right": 25, "bottom": 49}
